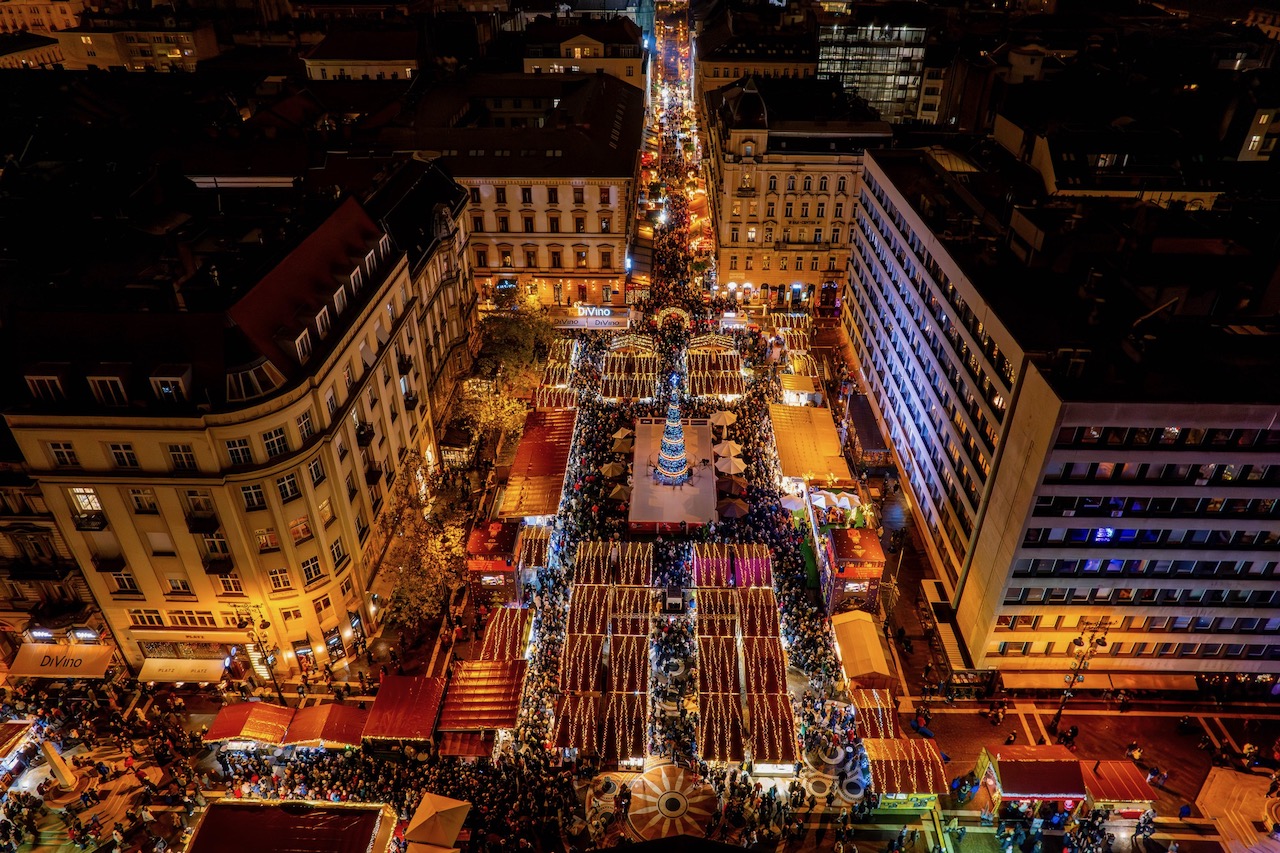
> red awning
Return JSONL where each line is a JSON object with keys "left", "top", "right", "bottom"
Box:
{"left": 698, "top": 693, "right": 745, "bottom": 762}
{"left": 747, "top": 693, "right": 797, "bottom": 764}
{"left": 863, "top": 738, "right": 949, "bottom": 794}
{"left": 437, "top": 660, "right": 527, "bottom": 731}
{"left": 466, "top": 520, "right": 521, "bottom": 560}
{"left": 188, "top": 801, "right": 392, "bottom": 853}
{"left": 742, "top": 637, "right": 787, "bottom": 694}
{"left": 553, "top": 694, "right": 599, "bottom": 754}
{"left": 281, "top": 703, "right": 369, "bottom": 749}
{"left": 479, "top": 607, "right": 530, "bottom": 661}
{"left": 600, "top": 692, "right": 646, "bottom": 762}
{"left": 1081, "top": 760, "right": 1155, "bottom": 805}
{"left": 203, "top": 702, "right": 295, "bottom": 745}
{"left": 499, "top": 409, "right": 578, "bottom": 518}
{"left": 363, "top": 675, "right": 446, "bottom": 742}
{"left": 438, "top": 731, "right": 495, "bottom": 758}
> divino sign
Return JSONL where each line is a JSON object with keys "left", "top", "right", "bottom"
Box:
{"left": 9, "top": 642, "right": 115, "bottom": 678}
{"left": 549, "top": 306, "right": 634, "bottom": 329}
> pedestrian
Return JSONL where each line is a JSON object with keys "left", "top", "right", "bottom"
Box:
{"left": 1178, "top": 804, "right": 1192, "bottom": 820}
{"left": 1005, "top": 730, "right": 1018, "bottom": 745}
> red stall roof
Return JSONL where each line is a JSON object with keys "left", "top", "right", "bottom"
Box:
{"left": 987, "top": 745, "right": 1087, "bottom": 799}
{"left": 438, "top": 731, "right": 495, "bottom": 758}
{"left": 203, "top": 702, "right": 295, "bottom": 745}
{"left": 849, "top": 689, "right": 900, "bottom": 740}
{"left": 553, "top": 694, "right": 599, "bottom": 754}
{"left": 698, "top": 693, "right": 745, "bottom": 762}
{"left": 479, "top": 607, "right": 530, "bottom": 661}
{"left": 864, "top": 738, "right": 949, "bottom": 794}
{"left": 363, "top": 676, "right": 446, "bottom": 742}
{"left": 747, "top": 693, "right": 798, "bottom": 764}
{"left": 188, "top": 801, "right": 395, "bottom": 853}
{"left": 466, "top": 520, "right": 521, "bottom": 559}
{"left": 282, "top": 704, "right": 369, "bottom": 749}
{"left": 437, "top": 659, "right": 527, "bottom": 731}
{"left": 1081, "top": 760, "right": 1155, "bottom": 805}
{"left": 499, "top": 409, "right": 578, "bottom": 518}
{"left": 600, "top": 692, "right": 646, "bottom": 762}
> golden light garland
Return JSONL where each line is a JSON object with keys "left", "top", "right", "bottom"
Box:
{"left": 534, "top": 387, "right": 578, "bottom": 410}
{"left": 863, "top": 738, "right": 948, "bottom": 794}
{"left": 738, "top": 588, "right": 781, "bottom": 637}
{"left": 610, "top": 586, "right": 655, "bottom": 636}
{"left": 747, "top": 693, "right": 798, "bottom": 763}
{"left": 697, "top": 693, "right": 744, "bottom": 762}
{"left": 560, "top": 634, "right": 604, "bottom": 693}
{"left": 688, "top": 333, "right": 736, "bottom": 352}
{"left": 479, "top": 608, "right": 529, "bottom": 662}
{"left": 554, "top": 694, "right": 599, "bottom": 753}
{"left": 609, "top": 635, "right": 650, "bottom": 693}
{"left": 618, "top": 542, "right": 653, "bottom": 585}
{"left": 601, "top": 692, "right": 647, "bottom": 761}
{"left": 743, "top": 637, "right": 787, "bottom": 694}
{"left": 601, "top": 352, "right": 661, "bottom": 400}
{"left": 567, "top": 585, "right": 610, "bottom": 635}
{"left": 691, "top": 544, "right": 772, "bottom": 588}
{"left": 850, "top": 688, "right": 899, "bottom": 739}
{"left": 696, "top": 636, "right": 738, "bottom": 695}
{"left": 610, "top": 333, "right": 656, "bottom": 353}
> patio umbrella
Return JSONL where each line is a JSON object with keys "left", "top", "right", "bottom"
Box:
{"left": 611, "top": 439, "right": 634, "bottom": 454}
{"left": 709, "top": 410, "right": 737, "bottom": 438}
{"left": 601, "top": 461, "right": 627, "bottom": 478}
{"left": 714, "top": 456, "right": 747, "bottom": 475}
{"left": 406, "top": 792, "right": 472, "bottom": 846}
{"left": 712, "top": 440, "right": 744, "bottom": 457}
{"left": 717, "top": 498, "right": 749, "bottom": 519}
{"left": 835, "top": 492, "right": 860, "bottom": 509}
{"left": 779, "top": 495, "right": 806, "bottom": 511}
{"left": 809, "top": 492, "right": 834, "bottom": 508}
{"left": 612, "top": 427, "right": 634, "bottom": 440}
{"left": 716, "top": 476, "right": 748, "bottom": 495}
{"left": 609, "top": 484, "right": 632, "bottom": 501}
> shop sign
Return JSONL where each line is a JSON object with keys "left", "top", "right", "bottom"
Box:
{"left": 549, "top": 305, "right": 633, "bottom": 329}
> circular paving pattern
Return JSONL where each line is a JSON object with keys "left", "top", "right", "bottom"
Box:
{"left": 627, "top": 763, "right": 715, "bottom": 840}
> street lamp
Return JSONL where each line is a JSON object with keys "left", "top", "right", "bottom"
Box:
{"left": 235, "top": 603, "right": 287, "bottom": 706}
{"left": 1046, "top": 618, "right": 1109, "bottom": 734}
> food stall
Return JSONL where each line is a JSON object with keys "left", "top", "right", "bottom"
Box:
{"left": 863, "top": 738, "right": 949, "bottom": 811}
{"left": 831, "top": 611, "right": 894, "bottom": 690}
{"left": 465, "top": 520, "right": 521, "bottom": 607}
{"left": 976, "top": 744, "right": 1086, "bottom": 822}
{"left": 280, "top": 704, "right": 368, "bottom": 751}
{"left": 1080, "top": 760, "right": 1156, "bottom": 819}
{"left": 362, "top": 675, "right": 446, "bottom": 755}
{"left": 202, "top": 702, "right": 295, "bottom": 753}
{"left": 824, "top": 526, "right": 886, "bottom": 612}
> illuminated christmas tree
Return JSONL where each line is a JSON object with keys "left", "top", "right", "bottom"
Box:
{"left": 655, "top": 386, "right": 691, "bottom": 486}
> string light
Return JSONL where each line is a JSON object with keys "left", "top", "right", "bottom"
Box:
{"left": 602, "top": 692, "right": 646, "bottom": 761}
{"left": 864, "top": 738, "right": 947, "bottom": 795}
{"left": 567, "top": 584, "right": 610, "bottom": 634}
{"left": 480, "top": 608, "right": 529, "bottom": 661}
{"left": 560, "top": 635, "right": 604, "bottom": 693}
{"left": 697, "top": 636, "right": 738, "bottom": 694}
{"left": 850, "top": 688, "right": 897, "bottom": 739}
{"left": 748, "top": 693, "right": 797, "bottom": 763}
{"left": 698, "top": 693, "right": 743, "bottom": 761}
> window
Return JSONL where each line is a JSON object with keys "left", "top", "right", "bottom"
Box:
{"left": 277, "top": 474, "right": 301, "bottom": 502}
{"left": 801, "top": 203, "right": 810, "bottom": 217}
{"left": 308, "top": 457, "right": 326, "bottom": 486}
{"left": 521, "top": 186, "right": 533, "bottom": 204}
{"left": 151, "top": 376, "right": 186, "bottom": 402}
{"left": 170, "top": 610, "right": 216, "bottom": 628}
{"left": 803, "top": 175, "right": 812, "bottom": 191}
{"left": 168, "top": 444, "right": 196, "bottom": 471}
{"left": 334, "top": 287, "right": 348, "bottom": 315}
{"left": 497, "top": 216, "right": 509, "bottom": 232}
{"left": 768, "top": 176, "right": 777, "bottom": 191}
{"left": 302, "top": 556, "right": 325, "bottom": 585}
{"left": 314, "top": 594, "right": 333, "bottom": 616}
{"left": 89, "top": 376, "right": 128, "bottom": 406}
{"left": 111, "top": 572, "right": 139, "bottom": 594}
{"left": 785, "top": 203, "right": 793, "bottom": 217}
{"left": 575, "top": 250, "right": 588, "bottom": 268}
{"left": 837, "top": 176, "right": 847, "bottom": 192}
{"left": 340, "top": 575, "right": 355, "bottom": 600}
{"left": 130, "top": 489, "right": 157, "bottom": 514}
{"left": 26, "top": 376, "right": 64, "bottom": 401}
{"left": 574, "top": 217, "right": 585, "bottom": 233}
{"left": 268, "top": 567, "right": 292, "bottom": 591}
{"left": 128, "top": 609, "right": 164, "bottom": 627}
{"left": 69, "top": 487, "right": 100, "bottom": 513}
{"left": 263, "top": 427, "right": 289, "bottom": 459}
{"left": 495, "top": 186, "right": 506, "bottom": 204}
{"left": 295, "top": 330, "right": 312, "bottom": 363}
{"left": 168, "top": 576, "right": 193, "bottom": 595}
{"left": 289, "top": 516, "right": 313, "bottom": 544}
{"left": 523, "top": 216, "right": 534, "bottom": 233}
{"left": 318, "top": 498, "right": 335, "bottom": 526}
{"left": 599, "top": 187, "right": 610, "bottom": 204}
{"left": 256, "top": 528, "right": 281, "bottom": 552}
{"left": 475, "top": 249, "right": 488, "bottom": 268}
{"left": 819, "top": 176, "right": 829, "bottom": 191}
{"left": 297, "top": 412, "right": 315, "bottom": 441}
{"left": 472, "top": 215, "right": 484, "bottom": 233}
{"left": 331, "top": 537, "right": 347, "bottom": 566}
{"left": 50, "top": 442, "right": 78, "bottom": 467}
{"left": 817, "top": 202, "right": 826, "bottom": 217}
{"left": 469, "top": 187, "right": 480, "bottom": 204}
{"left": 550, "top": 250, "right": 562, "bottom": 268}
{"left": 219, "top": 574, "right": 243, "bottom": 594}
{"left": 315, "top": 307, "right": 331, "bottom": 340}
{"left": 241, "top": 485, "right": 266, "bottom": 512}
{"left": 110, "top": 443, "right": 139, "bottom": 468}
{"left": 225, "top": 439, "right": 252, "bottom": 466}
{"left": 787, "top": 176, "right": 795, "bottom": 191}
{"left": 549, "top": 216, "right": 560, "bottom": 233}
{"left": 731, "top": 228, "right": 740, "bottom": 243}
{"left": 730, "top": 256, "right": 739, "bottom": 270}
{"left": 335, "top": 435, "right": 348, "bottom": 460}
{"left": 600, "top": 250, "right": 612, "bottom": 270}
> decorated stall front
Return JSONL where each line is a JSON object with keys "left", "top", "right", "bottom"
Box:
{"left": 976, "top": 744, "right": 1086, "bottom": 822}
{"left": 465, "top": 520, "right": 521, "bottom": 607}
{"left": 362, "top": 675, "right": 446, "bottom": 751}
{"left": 600, "top": 692, "right": 647, "bottom": 767}
{"left": 698, "top": 693, "right": 745, "bottom": 763}
{"left": 478, "top": 607, "right": 530, "bottom": 662}
{"left": 691, "top": 543, "right": 772, "bottom": 588}
{"left": 748, "top": 693, "right": 799, "bottom": 773}
{"left": 824, "top": 526, "right": 886, "bottom": 612}
{"left": 1080, "top": 760, "right": 1155, "bottom": 819}
{"left": 553, "top": 694, "right": 600, "bottom": 758}
{"left": 863, "top": 738, "right": 949, "bottom": 811}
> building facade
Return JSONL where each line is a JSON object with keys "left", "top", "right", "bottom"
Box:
{"left": 0, "top": 31, "right": 60, "bottom": 67}
{"left": 704, "top": 76, "right": 891, "bottom": 309}
{"left": 815, "top": 3, "right": 930, "bottom": 123}
{"left": 0, "top": 0, "right": 85, "bottom": 33}
{"left": 3, "top": 161, "right": 476, "bottom": 679}
{"left": 55, "top": 14, "right": 220, "bottom": 72}
{"left": 845, "top": 148, "right": 1280, "bottom": 678}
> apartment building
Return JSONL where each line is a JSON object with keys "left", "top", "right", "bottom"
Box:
{"left": 0, "top": 0, "right": 85, "bottom": 34}
{"left": 2, "top": 159, "right": 475, "bottom": 679}
{"left": 523, "top": 15, "right": 648, "bottom": 86}
{"left": 845, "top": 148, "right": 1280, "bottom": 679}
{"left": 704, "top": 75, "right": 890, "bottom": 309}
{"left": 55, "top": 11, "right": 219, "bottom": 72}
{"left": 302, "top": 29, "right": 419, "bottom": 80}
{"left": 0, "top": 31, "right": 60, "bottom": 67}
{"left": 815, "top": 1, "right": 932, "bottom": 123}
{"left": 693, "top": 8, "right": 818, "bottom": 101}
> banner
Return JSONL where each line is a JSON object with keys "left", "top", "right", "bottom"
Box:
{"left": 8, "top": 643, "right": 113, "bottom": 679}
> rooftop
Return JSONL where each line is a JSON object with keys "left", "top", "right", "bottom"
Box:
{"left": 305, "top": 29, "right": 420, "bottom": 62}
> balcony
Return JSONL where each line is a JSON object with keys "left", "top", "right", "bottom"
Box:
{"left": 774, "top": 241, "right": 833, "bottom": 252}
{"left": 404, "top": 391, "right": 420, "bottom": 410}
{"left": 365, "top": 461, "right": 384, "bottom": 486}
{"left": 72, "top": 511, "right": 108, "bottom": 531}
{"left": 1, "top": 557, "right": 76, "bottom": 582}
{"left": 735, "top": 186, "right": 757, "bottom": 197}
{"left": 91, "top": 554, "right": 126, "bottom": 573}
{"left": 355, "top": 422, "right": 375, "bottom": 447}
{"left": 202, "top": 554, "right": 234, "bottom": 576}
{"left": 185, "top": 511, "right": 220, "bottom": 535}
{"left": 397, "top": 355, "right": 414, "bottom": 375}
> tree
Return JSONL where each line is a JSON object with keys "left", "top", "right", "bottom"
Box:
{"left": 380, "top": 451, "right": 469, "bottom": 635}
{"left": 475, "top": 304, "right": 555, "bottom": 396}
{"left": 459, "top": 391, "right": 527, "bottom": 441}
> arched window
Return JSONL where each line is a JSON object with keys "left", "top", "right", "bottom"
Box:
{"left": 768, "top": 175, "right": 778, "bottom": 191}
{"left": 837, "top": 175, "right": 847, "bottom": 193}
{"left": 786, "top": 176, "right": 796, "bottom": 191}
{"left": 744, "top": 142, "right": 754, "bottom": 156}
{"left": 803, "top": 175, "right": 812, "bottom": 191}
{"left": 819, "top": 176, "right": 829, "bottom": 191}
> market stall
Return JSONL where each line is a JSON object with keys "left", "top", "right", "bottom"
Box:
{"left": 437, "top": 659, "right": 527, "bottom": 733}
{"left": 696, "top": 636, "right": 739, "bottom": 695}
{"left": 742, "top": 637, "right": 787, "bottom": 694}
{"left": 203, "top": 702, "right": 295, "bottom": 749}
{"left": 698, "top": 693, "right": 745, "bottom": 763}
{"left": 478, "top": 607, "right": 530, "bottom": 662}
{"left": 824, "top": 526, "right": 886, "bottom": 612}
{"left": 600, "top": 692, "right": 647, "bottom": 766}
{"left": 6, "top": 643, "right": 115, "bottom": 680}
{"left": 465, "top": 520, "right": 522, "bottom": 607}
{"left": 1080, "top": 760, "right": 1155, "bottom": 819}
{"left": 831, "top": 611, "right": 894, "bottom": 690}
{"left": 609, "top": 586, "right": 655, "bottom": 636}
{"left": 362, "top": 675, "right": 446, "bottom": 748}
{"left": 691, "top": 543, "right": 772, "bottom": 588}
{"left": 693, "top": 588, "right": 736, "bottom": 636}
{"left": 975, "top": 744, "right": 1086, "bottom": 821}
{"left": 574, "top": 541, "right": 653, "bottom": 586}
{"left": 559, "top": 634, "right": 604, "bottom": 694}
{"left": 498, "top": 409, "right": 578, "bottom": 520}
{"left": 768, "top": 404, "right": 853, "bottom": 486}
{"left": 747, "top": 693, "right": 798, "bottom": 772}
{"left": 187, "top": 801, "right": 397, "bottom": 853}
{"left": 281, "top": 704, "right": 368, "bottom": 750}
{"left": 849, "top": 689, "right": 900, "bottom": 739}
{"left": 607, "top": 635, "right": 650, "bottom": 694}
{"left": 553, "top": 694, "right": 600, "bottom": 757}
{"left": 567, "top": 585, "right": 611, "bottom": 635}
{"left": 863, "top": 738, "right": 949, "bottom": 811}
{"left": 737, "top": 588, "right": 781, "bottom": 637}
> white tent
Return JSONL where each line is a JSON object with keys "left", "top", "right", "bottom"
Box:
{"left": 405, "top": 792, "right": 471, "bottom": 849}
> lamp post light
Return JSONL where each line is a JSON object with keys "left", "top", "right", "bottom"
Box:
{"left": 236, "top": 603, "right": 287, "bottom": 706}
{"left": 1046, "top": 618, "right": 1109, "bottom": 734}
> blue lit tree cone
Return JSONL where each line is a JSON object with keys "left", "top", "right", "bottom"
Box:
{"left": 654, "top": 394, "right": 691, "bottom": 486}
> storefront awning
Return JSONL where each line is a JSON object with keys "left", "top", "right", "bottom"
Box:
{"left": 139, "top": 657, "right": 226, "bottom": 684}
{"left": 437, "top": 660, "right": 527, "bottom": 731}
{"left": 7, "top": 643, "right": 113, "bottom": 679}
{"left": 1105, "top": 673, "right": 1198, "bottom": 692}
{"left": 1001, "top": 671, "right": 1106, "bottom": 691}
{"left": 831, "top": 611, "right": 894, "bottom": 689}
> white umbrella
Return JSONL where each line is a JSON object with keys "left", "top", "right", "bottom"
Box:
{"left": 709, "top": 411, "right": 737, "bottom": 428}
{"left": 712, "top": 440, "right": 744, "bottom": 457}
{"left": 809, "top": 491, "right": 835, "bottom": 508}
{"left": 612, "top": 427, "right": 634, "bottom": 440}
{"left": 714, "top": 456, "right": 747, "bottom": 475}
{"left": 779, "top": 495, "right": 806, "bottom": 511}
{"left": 835, "top": 493, "right": 860, "bottom": 509}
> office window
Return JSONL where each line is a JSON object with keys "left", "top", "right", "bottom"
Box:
{"left": 110, "top": 443, "right": 139, "bottom": 468}
{"left": 256, "top": 528, "right": 281, "bottom": 552}
{"left": 302, "top": 556, "right": 325, "bottom": 585}
{"left": 263, "top": 427, "right": 289, "bottom": 459}
{"left": 128, "top": 609, "right": 164, "bottom": 627}
{"left": 168, "top": 444, "right": 196, "bottom": 471}
{"left": 268, "top": 567, "right": 292, "bottom": 591}
{"left": 130, "top": 489, "right": 157, "bottom": 514}
{"left": 242, "top": 485, "right": 266, "bottom": 511}
{"left": 49, "top": 442, "right": 78, "bottom": 467}
{"left": 289, "top": 516, "right": 313, "bottom": 544}
{"left": 277, "top": 473, "right": 301, "bottom": 502}
{"left": 297, "top": 412, "right": 314, "bottom": 441}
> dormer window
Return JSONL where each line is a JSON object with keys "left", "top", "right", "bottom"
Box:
{"left": 316, "top": 307, "right": 331, "bottom": 340}
{"left": 365, "top": 249, "right": 377, "bottom": 272}
{"left": 351, "top": 268, "right": 363, "bottom": 292}
{"left": 744, "top": 142, "right": 754, "bottom": 156}
{"left": 150, "top": 365, "right": 190, "bottom": 403}
{"left": 89, "top": 376, "right": 128, "bottom": 406}
{"left": 26, "top": 375, "right": 65, "bottom": 402}
{"left": 295, "top": 330, "right": 313, "bottom": 364}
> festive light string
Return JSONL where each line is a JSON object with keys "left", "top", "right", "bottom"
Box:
{"left": 739, "top": 588, "right": 781, "bottom": 637}
{"left": 851, "top": 689, "right": 897, "bottom": 739}
{"left": 603, "top": 693, "right": 646, "bottom": 760}
{"left": 610, "top": 635, "right": 650, "bottom": 693}
{"left": 744, "top": 639, "right": 786, "bottom": 693}
{"left": 697, "top": 636, "right": 738, "bottom": 694}
{"left": 555, "top": 694, "right": 599, "bottom": 753}
{"left": 560, "top": 635, "right": 604, "bottom": 693}
{"left": 480, "top": 609, "right": 528, "bottom": 661}
{"left": 698, "top": 693, "right": 743, "bottom": 762}
{"left": 749, "top": 693, "right": 797, "bottom": 763}
{"left": 865, "top": 738, "right": 946, "bottom": 794}
{"left": 568, "top": 585, "right": 610, "bottom": 635}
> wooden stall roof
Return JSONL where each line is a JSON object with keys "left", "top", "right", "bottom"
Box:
{"left": 747, "top": 693, "right": 798, "bottom": 764}
{"left": 863, "top": 738, "right": 949, "bottom": 794}
{"left": 437, "top": 659, "right": 527, "bottom": 731}
{"left": 479, "top": 607, "right": 530, "bottom": 661}
{"left": 738, "top": 588, "right": 781, "bottom": 637}
{"left": 499, "top": 409, "right": 577, "bottom": 518}
{"left": 600, "top": 692, "right": 647, "bottom": 762}
{"left": 553, "top": 694, "right": 599, "bottom": 754}
{"left": 849, "top": 689, "right": 900, "bottom": 740}
{"left": 559, "top": 634, "right": 604, "bottom": 693}
{"left": 567, "top": 584, "right": 611, "bottom": 635}
{"left": 742, "top": 636, "right": 788, "bottom": 694}
{"left": 698, "top": 693, "right": 745, "bottom": 762}
{"left": 697, "top": 636, "right": 740, "bottom": 695}
{"left": 363, "top": 676, "right": 446, "bottom": 742}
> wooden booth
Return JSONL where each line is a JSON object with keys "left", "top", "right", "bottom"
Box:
{"left": 976, "top": 744, "right": 1086, "bottom": 824}
{"left": 466, "top": 520, "right": 522, "bottom": 607}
